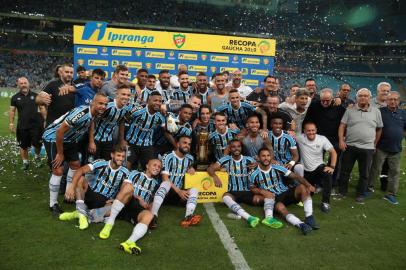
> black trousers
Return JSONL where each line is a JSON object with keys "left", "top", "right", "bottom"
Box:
{"left": 338, "top": 146, "right": 374, "bottom": 197}
{"left": 304, "top": 164, "right": 332, "bottom": 203}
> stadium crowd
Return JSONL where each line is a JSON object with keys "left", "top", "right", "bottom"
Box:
{"left": 9, "top": 62, "right": 405, "bottom": 255}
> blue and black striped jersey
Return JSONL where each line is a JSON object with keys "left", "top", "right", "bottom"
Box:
{"left": 43, "top": 105, "right": 92, "bottom": 143}
{"left": 196, "top": 89, "right": 211, "bottom": 105}
{"left": 208, "top": 127, "right": 240, "bottom": 161}
{"left": 171, "top": 87, "right": 193, "bottom": 104}
{"left": 268, "top": 131, "right": 297, "bottom": 164}
{"left": 162, "top": 151, "right": 194, "bottom": 189}
{"left": 129, "top": 170, "right": 159, "bottom": 204}
{"left": 249, "top": 165, "right": 290, "bottom": 196}
{"left": 94, "top": 100, "right": 131, "bottom": 142}
{"left": 218, "top": 155, "right": 256, "bottom": 192}
{"left": 126, "top": 107, "right": 166, "bottom": 146}
{"left": 216, "top": 101, "right": 256, "bottom": 129}
{"left": 88, "top": 159, "right": 131, "bottom": 199}
{"left": 138, "top": 88, "right": 154, "bottom": 106}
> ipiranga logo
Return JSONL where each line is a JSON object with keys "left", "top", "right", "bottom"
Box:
{"left": 81, "top": 21, "right": 154, "bottom": 44}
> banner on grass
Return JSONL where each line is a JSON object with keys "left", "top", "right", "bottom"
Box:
{"left": 184, "top": 172, "right": 228, "bottom": 203}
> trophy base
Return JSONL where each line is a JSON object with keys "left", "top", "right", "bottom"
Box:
{"left": 196, "top": 164, "right": 209, "bottom": 171}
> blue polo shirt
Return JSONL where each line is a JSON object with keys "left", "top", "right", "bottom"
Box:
{"left": 377, "top": 107, "right": 406, "bottom": 153}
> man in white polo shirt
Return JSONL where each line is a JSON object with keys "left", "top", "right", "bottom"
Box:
{"left": 296, "top": 122, "right": 337, "bottom": 213}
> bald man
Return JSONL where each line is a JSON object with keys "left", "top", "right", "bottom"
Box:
{"left": 10, "top": 77, "right": 44, "bottom": 170}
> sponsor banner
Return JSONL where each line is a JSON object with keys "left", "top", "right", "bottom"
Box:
{"left": 88, "top": 59, "right": 108, "bottom": 66}
{"left": 242, "top": 57, "right": 260, "bottom": 64}
{"left": 184, "top": 172, "right": 228, "bottom": 203}
{"left": 155, "top": 63, "right": 175, "bottom": 70}
{"left": 122, "top": 61, "right": 142, "bottom": 69}
{"left": 74, "top": 45, "right": 274, "bottom": 85}
{"left": 250, "top": 69, "right": 269, "bottom": 76}
{"left": 178, "top": 53, "right": 198, "bottom": 60}
{"left": 112, "top": 49, "right": 132, "bottom": 56}
{"left": 242, "top": 79, "right": 259, "bottom": 86}
{"left": 211, "top": 55, "right": 230, "bottom": 62}
{"left": 74, "top": 22, "right": 275, "bottom": 56}
{"left": 77, "top": 47, "right": 98, "bottom": 54}
{"left": 188, "top": 65, "right": 207, "bottom": 72}
{"left": 145, "top": 51, "right": 166, "bottom": 58}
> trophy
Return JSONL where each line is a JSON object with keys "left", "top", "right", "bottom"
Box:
{"left": 196, "top": 131, "right": 209, "bottom": 170}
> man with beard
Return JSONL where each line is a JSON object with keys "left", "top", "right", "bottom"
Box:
{"left": 122, "top": 91, "right": 166, "bottom": 170}
{"left": 59, "top": 68, "right": 105, "bottom": 107}
{"left": 226, "top": 70, "right": 253, "bottom": 99}
{"left": 304, "top": 78, "right": 319, "bottom": 100}
{"left": 194, "top": 72, "right": 211, "bottom": 105}
{"left": 10, "top": 77, "right": 44, "bottom": 170}
{"left": 89, "top": 85, "right": 132, "bottom": 160}
{"left": 155, "top": 69, "right": 172, "bottom": 103}
{"left": 42, "top": 93, "right": 108, "bottom": 215}
{"left": 60, "top": 145, "right": 130, "bottom": 230}
{"left": 217, "top": 89, "right": 268, "bottom": 131}
{"left": 170, "top": 71, "right": 193, "bottom": 112}
{"left": 279, "top": 88, "right": 310, "bottom": 135}
{"left": 250, "top": 148, "right": 319, "bottom": 235}
{"left": 150, "top": 136, "right": 200, "bottom": 228}
{"left": 208, "top": 140, "right": 283, "bottom": 228}
{"left": 170, "top": 64, "right": 188, "bottom": 89}
{"left": 36, "top": 63, "right": 75, "bottom": 127}
{"left": 208, "top": 73, "right": 228, "bottom": 112}
{"left": 208, "top": 112, "right": 240, "bottom": 161}
{"left": 247, "top": 75, "right": 286, "bottom": 105}
{"left": 98, "top": 159, "right": 162, "bottom": 255}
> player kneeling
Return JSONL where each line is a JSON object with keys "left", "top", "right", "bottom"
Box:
{"left": 98, "top": 159, "right": 162, "bottom": 255}
{"left": 207, "top": 139, "right": 283, "bottom": 228}
{"left": 60, "top": 146, "right": 130, "bottom": 230}
{"left": 150, "top": 136, "right": 201, "bottom": 228}
{"left": 250, "top": 148, "right": 320, "bottom": 235}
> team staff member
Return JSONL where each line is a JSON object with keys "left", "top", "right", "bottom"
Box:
{"left": 36, "top": 63, "right": 75, "bottom": 127}
{"left": 42, "top": 93, "right": 108, "bottom": 215}
{"left": 10, "top": 77, "right": 44, "bottom": 170}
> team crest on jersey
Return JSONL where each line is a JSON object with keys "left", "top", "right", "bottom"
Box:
{"left": 173, "top": 34, "right": 186, "bottom": 48}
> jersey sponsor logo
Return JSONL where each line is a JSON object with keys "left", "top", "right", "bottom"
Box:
{"left": 173, "top": 33, "right": 186, "bottom": 48}
{"left": 251, "top": 69, "right": 269, "bottom": 76}
{"left": 242, "top": 79, "right": 259, "bottom": 86}
{"left": 88, "top": 59, "right": 108, "bottom": 66}
{"left": 82, "top": 21, "right": 107, "bottom": 41}
{"left": 211, "top": 55, "right": 229, "bottom": 62}
{"left": 242, "top": 57, "right": 260, "bottom": 64}
{"left": 71, "top": 111, "right": 86, "bottom": 124}
{"left": 178, "top": 53, "right": 198, "bottom": 60}
{"left": 155, "top": 63, "right": 175, "bottom": 70}
{"left": 122, "top": 61, "right": 142, "bottom": 69}
{"left": 77, "top": 47, "right": 98, "bottom": 54}
{"left": 188, "top": 65, "right": 207, "bottom": 72}
{"left": 112, "top": 49, "right": 132, "bottom": 56}
{"left": 145, "top": 51, "right": 165, "bottom": 58}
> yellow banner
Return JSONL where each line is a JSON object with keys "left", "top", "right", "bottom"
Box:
{"left": 155, "top": 63, "right": 175, "bottom": 70}
{"left": 74, "top": 25, "right": 275, "bottom": 56}
{"left": 242, "top": 57, "right": 260, "bottom": 64}
{"left": 242, "top": 79, "right": 259, "bottom": 86}
{"left": 185, "top": 172, "right": 228, "bottom": 203}
{"left": 188, "top": 65, "right": 207, "bottom": 72}
{"left": 122, "top": 61, "right": 142, "bottom": 69}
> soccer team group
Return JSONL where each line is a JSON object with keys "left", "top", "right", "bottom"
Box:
{"left": 9, "top": 63, "right": 404, "bottom": 255}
